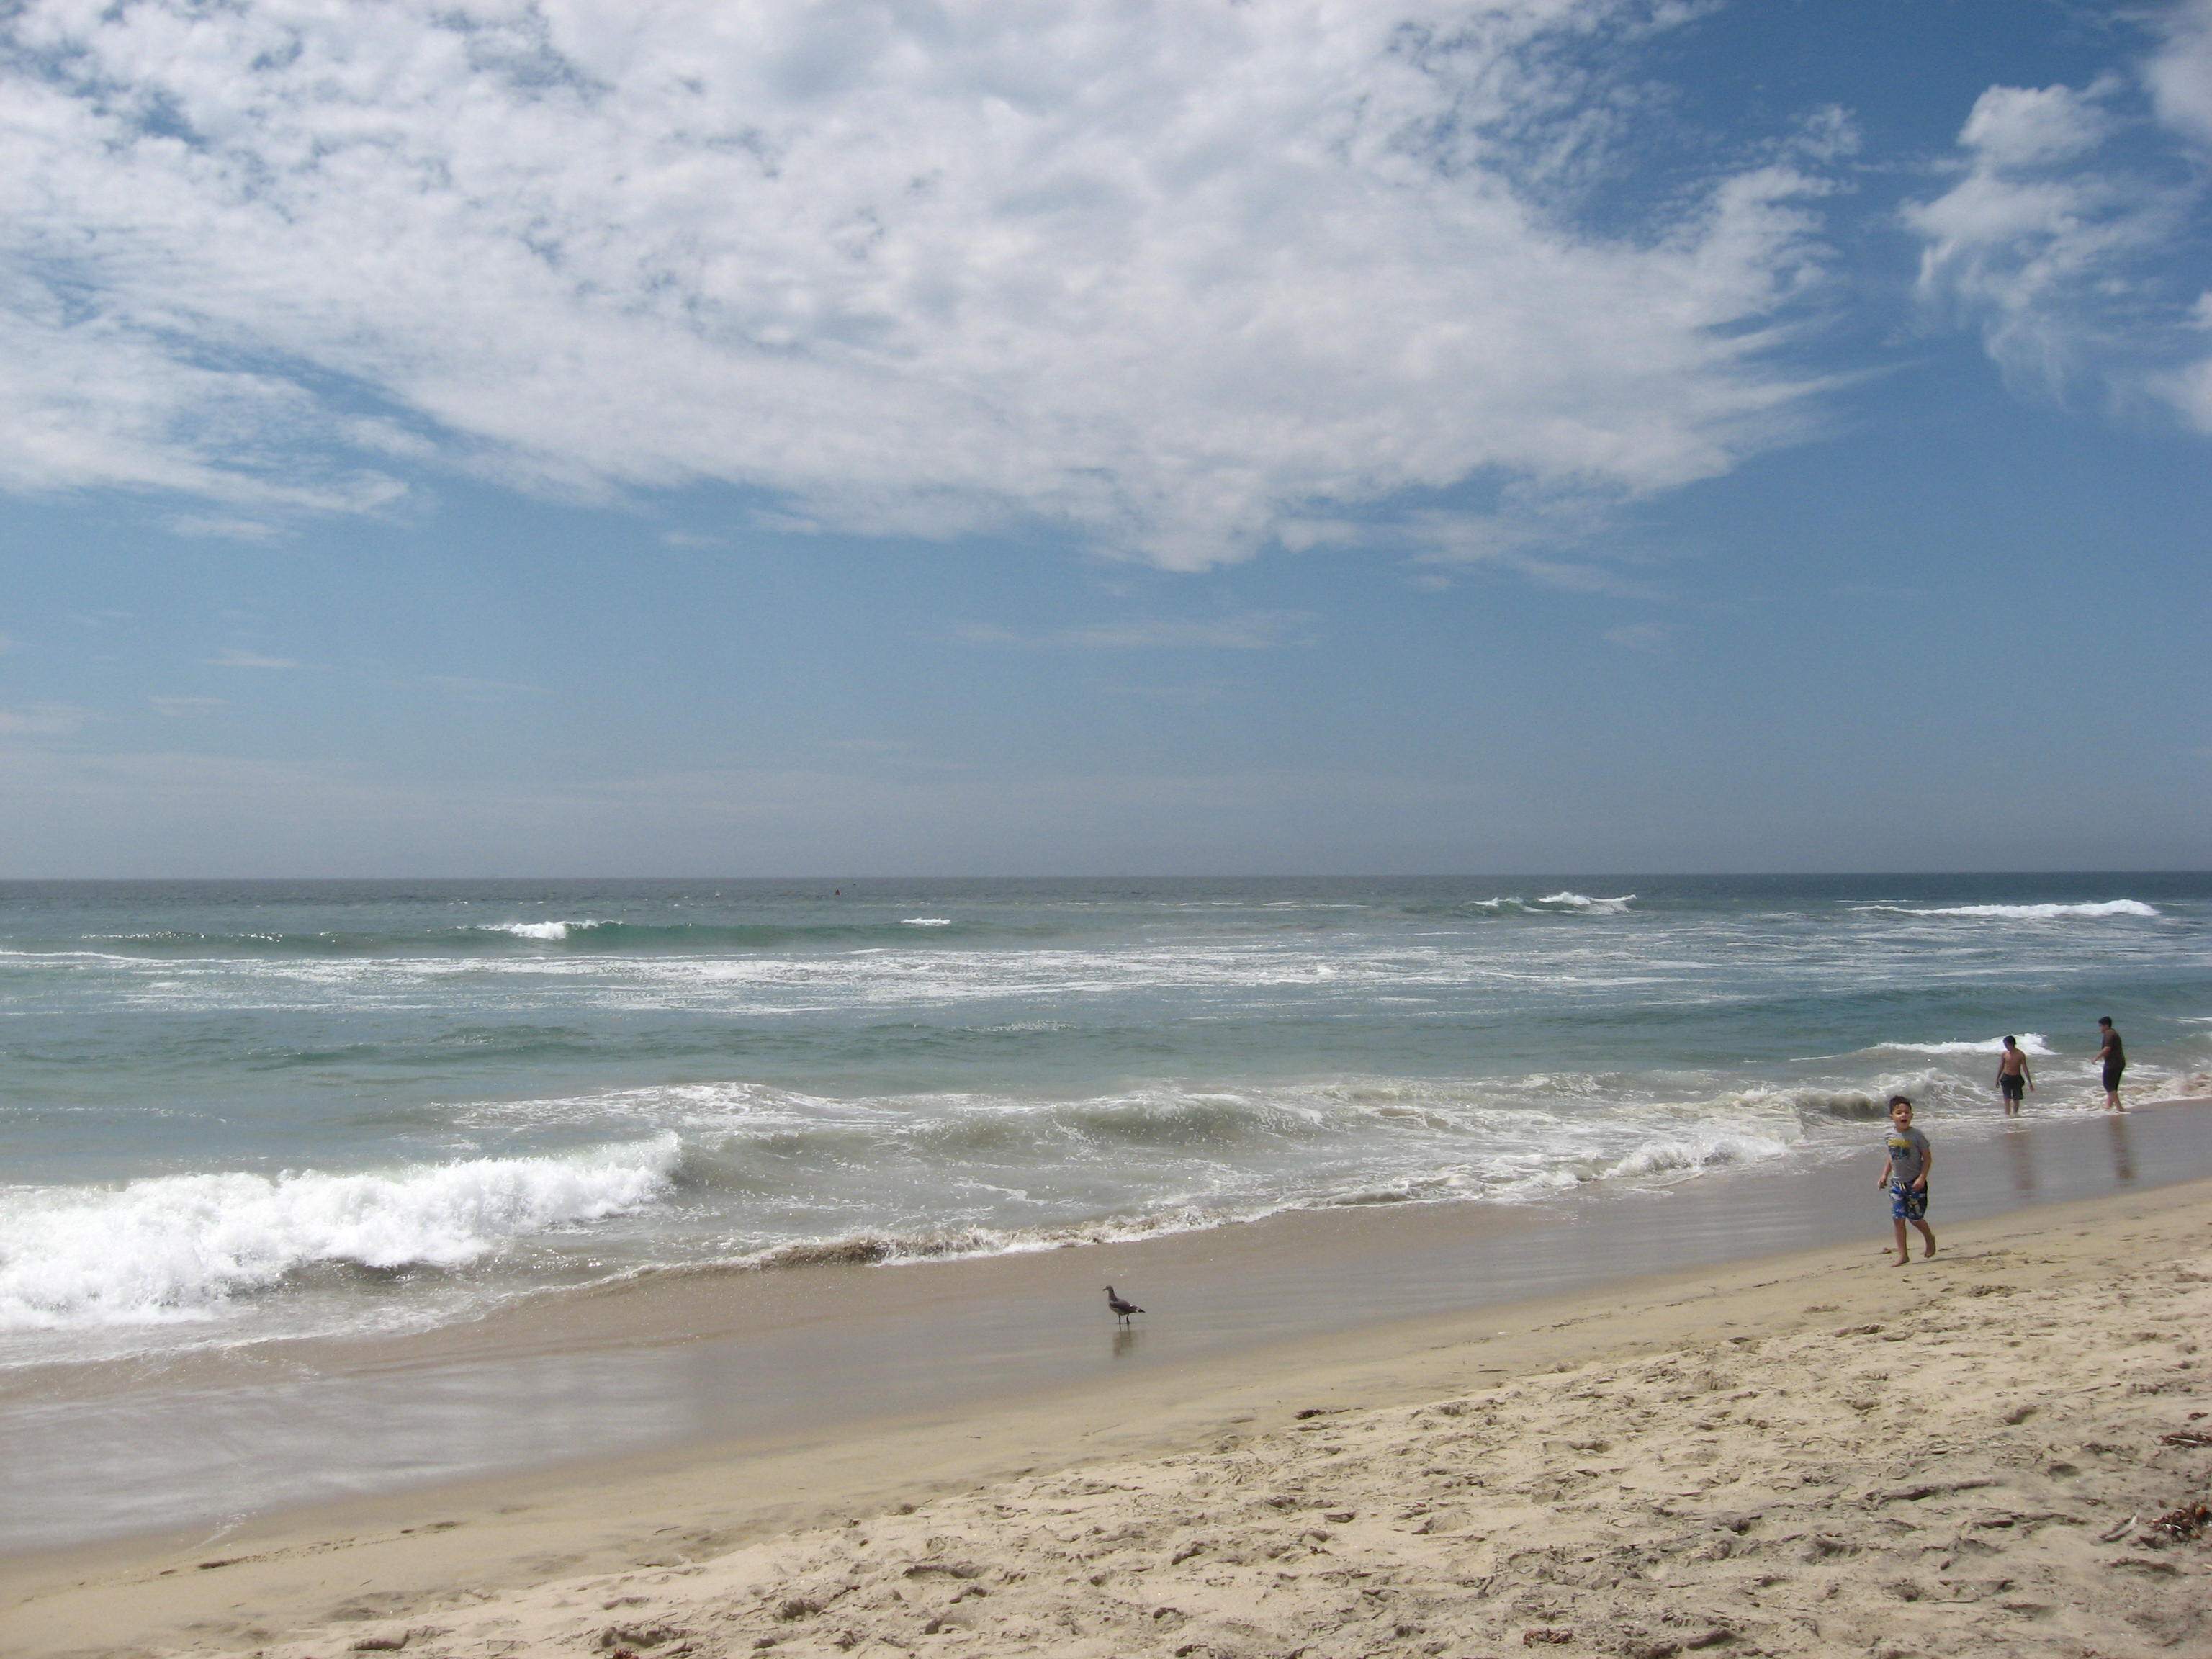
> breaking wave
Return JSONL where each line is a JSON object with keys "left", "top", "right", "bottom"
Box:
{"left": 1850, "top": 899, "right": 2159, "bottom": 921}
{"left": 59, "top": 918, "right": 992, "bottom": 958}
{"left": 0, "top": 1137, "right": 681, "bottom": 1331}
{"left": 1877, "top": 1033, "right": 2054, "bottom": 1056}
{"left": 1534, "top": 891, "right": 1635, "bottom": 914}
{"left": 480, "top": 920, "right": 595, "bottom": 941}
{"left": 1465, "top": 892, "right": 1635, "bottom": 916}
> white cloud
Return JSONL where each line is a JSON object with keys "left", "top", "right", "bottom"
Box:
{"left": 0, "top": 271, "right": 413, "bottom": 513}
{"left": 207, "top": 649, "right": 300, "bottom": 670}
{"left": 1905, "top": 6, "right": 2212, "bottom": 426}
{"left": 1957, "top": 79, "right": 2118, "bottom": 167}
{"left": 1905, "top": 82, "right": 2167, "bottom": 396}
{"left": 2154, "top": 290, "right": 2212, "bottom": 428}
{"left": 0, "top": 0, "right": 1837, "bottom": 567}
{"left": 2146, "top": 0, "right": 2212, "bottom": 145}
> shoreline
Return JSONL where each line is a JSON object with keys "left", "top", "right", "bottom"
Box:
{"left": 8, "top": 1100, "right": 2211, "bottom": 1557}
{"left": 11, "top": 1094, "right": 2199, "bottom": 1393}
{"left": 6, "top": 1105, "right": 2211, "bottom": 1656}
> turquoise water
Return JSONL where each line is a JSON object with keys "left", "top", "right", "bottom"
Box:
{"left": 3, "top": 875, "right": 2207, "bottom": 1364}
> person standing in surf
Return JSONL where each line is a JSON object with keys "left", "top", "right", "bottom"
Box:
{"left": 1876, "top": 1095, "right": 1936, "bottom": 1267}
{"left": 1995, "top": 1035, "right": 2033, "bottom": 1115}
{"left": 2095, "top": 1017, "right": 2126, "bottom": 1112}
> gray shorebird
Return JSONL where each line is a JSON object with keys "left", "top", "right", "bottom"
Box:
{"left": 1105, "top": 1286, "right": 1143, "bottom": 1326}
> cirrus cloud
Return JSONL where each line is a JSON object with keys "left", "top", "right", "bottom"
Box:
{"left": 1, "top": 0, "right": 1840, "bottom": 567}
{"left": 1905, "top": 0, "right": 2212, "bottom": 430}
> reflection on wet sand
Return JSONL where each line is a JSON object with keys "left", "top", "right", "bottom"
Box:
{"left": 2002, "top": 1122, "right": 2038, "bottom": 1198}
{"left": 2107, "top": 1113, "right": 2136, "bottom": 1184}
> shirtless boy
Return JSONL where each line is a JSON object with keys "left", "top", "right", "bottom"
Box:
{"left": 1995, "top": 1035, "right": 2033, "bottom": 1116}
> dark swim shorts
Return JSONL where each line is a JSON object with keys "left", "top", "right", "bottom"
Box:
{"left": 2103, "top": 1064, "right": 2126, "bottom": 1092}
{"left": 1889, "top": 1181, "right": 1928, "bottom": 1222}
{"left": 2000, "top": 1074, "right": 2026, "bottom": 1100}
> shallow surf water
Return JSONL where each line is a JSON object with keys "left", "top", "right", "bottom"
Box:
{"left": 4, "top": 1103, "right": 2206, "bottom": 1554}
{"left": 3, "top": 874, "right": 2208, "bottom": 1368}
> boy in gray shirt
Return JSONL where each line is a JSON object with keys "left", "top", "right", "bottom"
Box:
{"left": 1877, "top": 1094, "right": 1936, "bottom": 1267}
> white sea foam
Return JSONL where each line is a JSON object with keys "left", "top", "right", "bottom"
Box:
{"left": 1534, "top": 891, "right": 1635, "bottom": 914}
{"left": 1878, "top": 1033, "right": 2054, "bottom": 1057}
{"left": 1598, "top": 1127, "right": 1795, "bottom": 1182}
{"left": 1479, "top": 1120, "right": 1796, "bottom": 1200}
{"left": 734, "top": 1206, "right": 1242, "bottom": 1272}
{"left": 900, "top": 917, "right": 953, "bottom": 927}
{"left": 1850, "top": 900, "right": 2159, "bottom": 920}
{"left": 480, "top": 920, "right": 590, "bottom": 940}
{"left": 0, "top": 1137, "right": 680, "bottom": 1331}
{"left": 446, "top": 1073, "right": 1829, "bottom": 1225}
{"left": 452, "top": 1079, "right": 881, "bottom": 1135}
{"left": 721, "top": 1106, "right": 1802, "bottom": 1265}
{"left": 15, "top": 923, "right": 1885, "bottom": 1020}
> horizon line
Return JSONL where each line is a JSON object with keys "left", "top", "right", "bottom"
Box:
{"left": 1, "top": 869, "right": 2205, "bottom": 884}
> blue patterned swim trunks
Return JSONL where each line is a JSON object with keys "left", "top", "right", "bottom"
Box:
{"left": 1889, "top": 1181, "right": 1928, "bottom": 1222}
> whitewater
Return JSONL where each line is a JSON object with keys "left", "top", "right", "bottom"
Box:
{"left": 2, "top": 874, "right": 2206, "bottom": 1367}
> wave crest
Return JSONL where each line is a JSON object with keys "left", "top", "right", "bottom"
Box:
{"left": 1537, "top": 892, "right": 1634, "bottom": 914}
{"left": 0, "top": 1137, "right": 680, "bottom": 1331}
{"left": 1877, "top": 1033, "right": 2054, "bottom": 1056}
{"left": 480, "top": 920, "right": 597, "bottom": 941}
{"left": 1465, "top": 892, "right": 1635, "bottom": 915}
{"left": 1851, "top": 900, "right": 2159, "bottom": 921}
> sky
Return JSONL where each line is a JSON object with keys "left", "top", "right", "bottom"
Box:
{"left": 1, "top": 0, "right": 2207, "bottom": 877}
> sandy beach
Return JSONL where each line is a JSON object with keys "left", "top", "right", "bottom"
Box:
{"left": 8, "top": 1105, "right": 2211, "bottom": 1659}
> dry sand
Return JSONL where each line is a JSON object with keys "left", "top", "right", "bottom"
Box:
{"left": 10, "top": 1166, "right": 2212, "bottom": 1659}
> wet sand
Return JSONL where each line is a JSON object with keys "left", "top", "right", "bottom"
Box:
{"left": 3, "top": 1100, "right": 2208, "bottom": 1655}
{"left": 5, "top": 1100, "right": 2206, "bottom": 1556}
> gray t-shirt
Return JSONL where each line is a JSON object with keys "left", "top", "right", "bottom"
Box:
{"left": 1884, "top": 1125, "right": 1930, "bottom": 1187}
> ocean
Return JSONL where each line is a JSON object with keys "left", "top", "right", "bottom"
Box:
{"left": 4, "top": 874, "right": 2207, "bottom": 1372}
